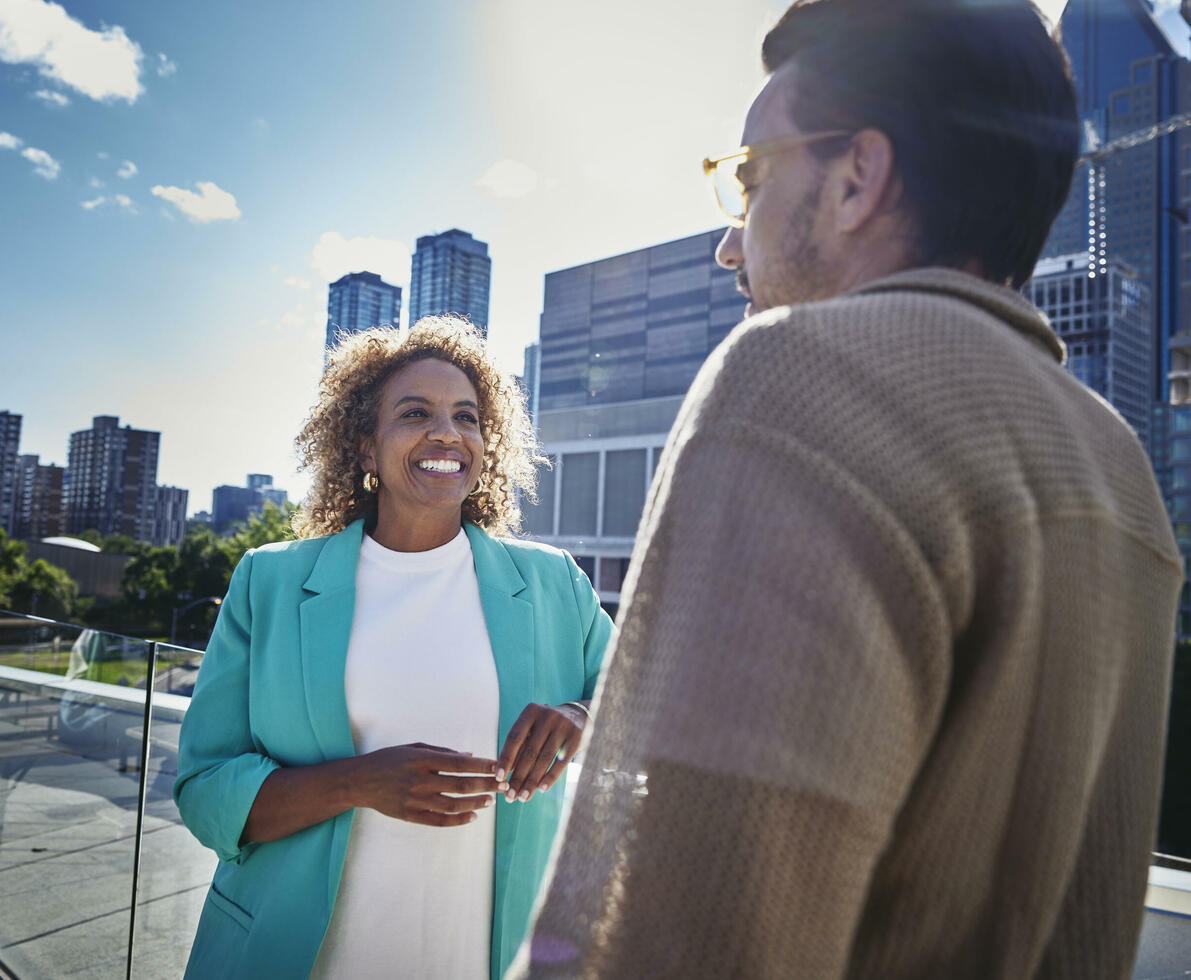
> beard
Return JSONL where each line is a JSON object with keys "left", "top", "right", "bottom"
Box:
{"left": 749, "top": 181, "right": 839, "bottom": 312}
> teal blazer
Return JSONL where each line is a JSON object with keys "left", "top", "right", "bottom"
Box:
{"left": 174, "top": 520, "right": 613, "bottom": 979}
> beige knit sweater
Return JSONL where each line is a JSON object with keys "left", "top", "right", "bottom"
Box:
{"left": 516, "top": 268, "right": 1183, "bottom": 979}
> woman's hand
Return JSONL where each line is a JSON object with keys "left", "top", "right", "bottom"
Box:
{"left": 354, "top": 742, "right": 505, "bottom": 827}
{"left": 497, "top": 702, "right": 588, "bottom": 803}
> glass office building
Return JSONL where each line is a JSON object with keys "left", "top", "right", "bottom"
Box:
{"left": 1025, "top": 253, "right": 1153, "bottom": 450}
{"left": 523, "top": 228, "right": 738, "bottom": 607}
{"left": 325, "top": 271, "right": 402, "bottom": 350}
{"left": 1043, "top": 0, "right": 1191, "bottom": 401}
{"left": 409, "top": 229, "right": 492, "bottom": 335}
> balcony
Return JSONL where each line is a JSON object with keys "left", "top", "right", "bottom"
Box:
{"left": 0, "top": 610, "right": 1187, "bottom": 977}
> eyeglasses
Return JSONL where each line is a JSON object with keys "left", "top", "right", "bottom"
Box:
{"left": 701, "top": 130, "right": 852, "bottom": 228}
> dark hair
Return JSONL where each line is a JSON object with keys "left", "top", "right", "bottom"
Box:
{"left": 762, "top": 0, "right": 1079, "bottom": 288}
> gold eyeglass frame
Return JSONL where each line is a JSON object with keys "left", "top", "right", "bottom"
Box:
{"left": 701, "top": 130, "right": 852, "bottom": 228}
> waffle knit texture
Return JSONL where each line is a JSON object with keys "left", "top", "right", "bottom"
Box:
{"left": 517, "top": 268, "right": 1183, "bottom": 979}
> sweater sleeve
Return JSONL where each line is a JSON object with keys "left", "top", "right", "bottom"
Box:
{"left": 173, "top": 549, "right": 281, "bottom": 864}
{"left": 521, "top": 412, "right": 954, "bottom": 978}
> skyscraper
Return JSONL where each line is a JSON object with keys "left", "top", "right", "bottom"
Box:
{"left": 409, "top": 229, "right": 492, "bottom": 335}
{"left": 65, "top": 415, "right": 160, "bottom": 542}
{"left": 15, "top": 454, "right": 64, "bottom": 541}
{"left": 1025, "top": 253, "right": 1153, "bottom": 448}
{"left": 325, "top": 271, "right": 402, "bottom": 350}
{"left": 0, "top": 411, "right": 20, "bottom": 535}
{"left": 1043, "top": 0, "right": 1191, "bottom": 401}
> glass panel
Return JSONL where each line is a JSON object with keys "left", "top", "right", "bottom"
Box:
{"left": 0, "top": 614, "right": 151, "bottom": 977}
{"left": 131, "top": 641, "right": 214, "bottom": 978}
{"left": 559, "top": 453, "right": 599, "bottom": 536}
{"left": 598, "top": 556, "right": 632, "bottom": 594}
{"left": 602, "top": 450, "right": 647, "bottom": 537}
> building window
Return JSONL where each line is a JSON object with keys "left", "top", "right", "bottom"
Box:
{"left": 559, "top": 452, "right": 599, "bottom": 535}
{"left": 603, "top": 449, "right": 648, "bottom": 537}
{"left": 523, "top": 455, "right": 557, "bottom": 536}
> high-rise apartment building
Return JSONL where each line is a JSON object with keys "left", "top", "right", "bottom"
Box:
{"left": 0, "top": 411, "right": 21, "bottom": 535}
{"left": 15, "top": 454, "right": 64, "bottom": 540}
{"left": 65, "top": 415, "right": 160, "bottom": 542}
{"left": 325, "top": 271, "right": 402, "bottom": 350}
{"left": 409, "top": 229, "right": 492, "bottom": 335}
{"left": 1044, "top": 0, "right": 1191, "bottom": 401}
{"left": 522, "top": 229, "right": 738, "bottom": 607}
{"left": 1025, "top": 254, "right": 1153, "bottom": 449}
{"left": 152, "top": 485, "right": 189, "bottom": 548}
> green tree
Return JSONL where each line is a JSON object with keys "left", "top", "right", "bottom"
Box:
{"left": 0, "top": 528, "right": 78, "bottom": 619}
{"left": 9, "top": 558, "right": 78, "bottom": 620}
{"left": 222, "top": 501, "right": 298, "bottom": 567}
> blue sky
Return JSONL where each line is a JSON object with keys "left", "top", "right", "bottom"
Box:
{"left": 1, "top": 0, "right": 1187, "bottom": 517}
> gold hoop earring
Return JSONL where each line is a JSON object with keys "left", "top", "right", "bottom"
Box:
{"left": 468, "top": 481, "right": 483, "bottom": 497}
{"left": 363, "top": 471, "right": 379, "bottom": 494}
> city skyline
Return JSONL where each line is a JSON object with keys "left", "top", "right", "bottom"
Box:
{"left": 2, "top": 0, "right": 1187, "bottom": 517}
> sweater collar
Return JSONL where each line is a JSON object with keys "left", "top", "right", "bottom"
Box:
{"left": 848, "top": 267, "right": 1066, "bottom": 364}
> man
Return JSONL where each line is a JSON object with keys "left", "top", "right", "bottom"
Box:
{"left": 516, "top": 1, "right": 1183, "bottom": 977}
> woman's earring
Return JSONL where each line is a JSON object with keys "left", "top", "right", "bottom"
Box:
{"left": 468, "top": 480, "right": 483, "bottom": 497}
{"left": 363, "top": 471, "right": 379, "bottom": 494}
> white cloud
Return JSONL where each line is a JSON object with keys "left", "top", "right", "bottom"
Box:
{"left": 31, "top": 87, "right": 68, "bottom": 106}
{"left": 114, "top": 193, "right": 134, "bottom": 211}
{"left": 96, "top": 150, "right": 108, "bottom": 159}
{"left": 475, "top": 158, "right": 540, "bottom": 199}
{"left": 81, "top": 195, "right": 103, "bottom": 209}
{"left": 151, "top": 180, "right": 241, "bottom": 222}
{"left": 283, "top": 275, "right": 312, "bottom": 291}
{"left": 116, "top": 158, "right": 136, "bottom": 179}
{"left": 0, "top": 0, "right": 144, "bottom": 102}
{"left": 88, "top": 175, "right": 102, "bottom": 188}
{"left": 308, "top": 232, "right": 410, "bottom": 288}
{"left": 80, "top": 193, "right": 134, "bottom": 212}
{"left": 0, "top": 131, "right": 22, "bottom": 150}
{"left": 20, "top": 145, "right": 58, "bottom": 178}
{"left": 155, "top": 52, "right": 175, "bottom": 77}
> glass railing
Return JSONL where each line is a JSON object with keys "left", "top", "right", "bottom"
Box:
{"left": 0, "top": 608, "right": 1187, "bottom": 977}
{"left": 0, "top": 611, "right": 209, "bottom": 980}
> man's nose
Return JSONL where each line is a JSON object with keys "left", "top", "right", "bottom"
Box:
{"left": 715, "top": 225, "right": 742, "bottom": 270}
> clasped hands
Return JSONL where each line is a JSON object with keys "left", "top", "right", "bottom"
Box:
{"left": 361, "top": 701, "right": 588, "bottom": 828}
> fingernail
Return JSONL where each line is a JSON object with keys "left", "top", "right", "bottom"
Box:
{"left": 505, "top": 789, "right": 516, "bottom": 803}
{"left": 495, "top": 768, "right": 506, "bottom": 781}
{"left": 497, "top": 781, "right": 509, "bottom": 792}
{"left": 482, "top": 797, "right": 493, "bottom": 807}
{"left": 468, "top": 813, "right": 477, "bottom": 822}
{"left": 537, "top": 783, "right": 548, "bottom": 794}
{"left": 518, "top": 789, "right": 530, "bottom": 802}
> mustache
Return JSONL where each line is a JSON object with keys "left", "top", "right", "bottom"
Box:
{"left": 736, "top": 269, "right": 752, "bottom": 300}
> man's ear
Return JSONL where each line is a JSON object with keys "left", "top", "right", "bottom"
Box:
{"left": 832, "top": 128, "right": 901, "bottom": 234}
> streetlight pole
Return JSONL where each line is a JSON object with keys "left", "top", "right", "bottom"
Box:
{"left": 169, "top": 595, "right": 222, "bottom": 645}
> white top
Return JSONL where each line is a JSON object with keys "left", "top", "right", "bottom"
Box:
{"left": 310, "top": 528, "right": 500, "bottom": 980}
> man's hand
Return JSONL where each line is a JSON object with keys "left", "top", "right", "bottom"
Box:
{"left": 497, "top": 703, "right": 588, "bottom": 802}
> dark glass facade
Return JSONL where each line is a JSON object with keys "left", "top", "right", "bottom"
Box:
{"left": 325, "top": 271, "right": 402, "bottom": 349}
{"left": 1046, "top": 0, "right": 1191, "bottom": 401}
{"left": 537, "top": 229, "right": 740, "bottom": 411}
{"left": 409, "top": 229, "right": 491, "bottom": 335}
{"left": 1025, "top": 254, "right": 1153, "bottom": 449}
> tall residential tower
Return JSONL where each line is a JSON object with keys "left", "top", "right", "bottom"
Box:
{"left": 325, "top": 271, "right": 402, "bottom": 350}
{"left": 409, "top": 229, "right": 492, "bottom": 335}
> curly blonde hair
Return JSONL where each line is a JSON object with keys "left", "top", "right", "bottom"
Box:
{"left": 293, "top": 316, "right": 543, "bottom": 539}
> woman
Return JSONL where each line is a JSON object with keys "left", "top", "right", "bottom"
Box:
{"left": 174, "top": 317, "right": 613, "bottom": 979}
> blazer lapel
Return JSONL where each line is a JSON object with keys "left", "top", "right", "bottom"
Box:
{"left": 465, "top": 523, "right": 535, "bottom": 745}
{"left": 298, "top": 520, "right": 363, "bottom": 762}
